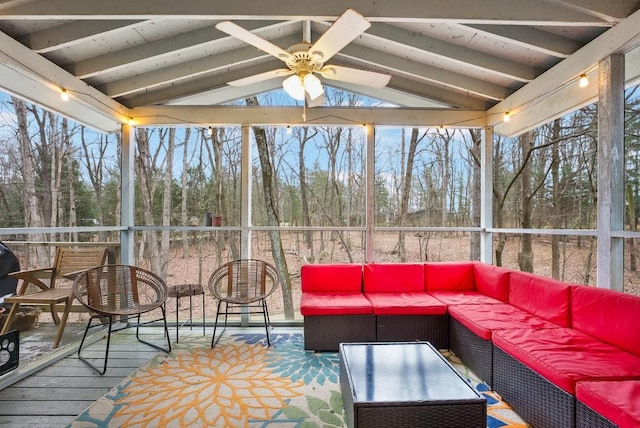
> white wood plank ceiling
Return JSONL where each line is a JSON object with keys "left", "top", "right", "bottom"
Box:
{"left": 0, "top": 0, "right": 639, "bottom": 135}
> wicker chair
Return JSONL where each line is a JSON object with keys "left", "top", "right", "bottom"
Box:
{"left": 1, "top": 246, "right": 107, "bottom": 348}
{"left": 208, "top": 259, "right": 280, "bottom": 347}
{"left": 73, "top": 264, "right": 171, "bottom": 375}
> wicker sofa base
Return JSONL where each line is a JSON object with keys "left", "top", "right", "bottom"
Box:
{"left": 304, "top": 314, "right": 376, "bottom": 351}
{"left": 576, "top": 400, "right": 617, "bottom": 428}
{"left": 493, "top": 345, "right": 575, "bottom": 428}
{"left": 376, "top": 314, "right": 449, "bottom": 349}
{"left": 449, "top": 317, "right": 493, "bottom": 387}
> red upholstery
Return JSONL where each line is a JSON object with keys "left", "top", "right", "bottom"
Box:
{"left": 301, "top": 264, "right": 362, "bottom": 292}
{"left": 429, "top": 290, "right": 503, "bottom": 306}
{"left": 300, "top": 292, "right": 372, "bottom": 316}
{"left": 365, "top": 292, "right": 447, "bottom": 315}
{"left": 493, "top": 328, "right": 640, "bottom": 394}
{"left": 424, "top": 262, "right": 475, "bottom": 291}
{"left": 572, "top": 285, "right": 640, "bottom": 356}
{"left": 508, "top": 270, "right": 571, "bottom": 327}
{"left": 363, "top": 263, "right": 424, "bottom": 292}
{"left": 576, "top": 381, "right": 640, "bottom": 428}
{"left": 449, "top": 303, "right": 560, "bottom": 340}
{"left": 473, "top": 262, "right": 510, "bottom": 302}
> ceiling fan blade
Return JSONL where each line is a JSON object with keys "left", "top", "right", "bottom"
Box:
{"left": 216, "top": 21, "right": 294, "bottom": 62}
{"left": 228, "top": 69, "right": 293, "bottom": 86}
{"left": 309, "top": 9, "right": 371, "bottom": 62}
{"left": 306, "top": 89, "right": 325, "bottom": 107}
{"left": 318, "top": 65, "right": 391, "bottom": 88}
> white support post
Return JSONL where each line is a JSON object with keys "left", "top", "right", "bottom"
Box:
{"left": 120, "top": 124, "right": 135, "bottom": 265}
{"left": 480, "top": 126, "right": 494, "bottom": 264}
{"left": 241, "top": 125, "right": 251, "bottom": 260}
{"left": 365, "top": 125, "right": 375, "bottom": 263}
{"left": 597, "top": 54, "right": 625, "bottom": 291}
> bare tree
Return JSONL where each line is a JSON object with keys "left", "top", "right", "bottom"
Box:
{"left": 246, "top": 96, "right": 294, "bottom": 319}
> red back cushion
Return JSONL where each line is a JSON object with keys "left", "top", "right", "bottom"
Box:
{"left": 364, "top": 263, "right": 424, "bottom": 292}
{"left": 424, "top": 262, "right": 475, "bottom": 291}
{"left": 572, "top": 285, "right": 640, "bottom": 356}
{"left": 509, "top": 270, "right": 571, "bottom": 327}
{"left": 473, "top": 262, "right": 510, "bottom": 302}
{"left": 301, "top": 264, "right": 362, "bottom": 292}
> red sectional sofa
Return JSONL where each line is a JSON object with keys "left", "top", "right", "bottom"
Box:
{"left": 299, "top": 261, "right": 640, "bottom": 428}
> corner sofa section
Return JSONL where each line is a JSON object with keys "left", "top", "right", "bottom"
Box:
{"left": 300, "top": 261, "right": 640, "bottom": 428}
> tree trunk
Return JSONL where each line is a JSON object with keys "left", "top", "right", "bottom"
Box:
{"left": 398, "top": 128, "right": 422, "bottom": 261}
{"left": 551, "top": 119, "right": 561, "bottom": 278}
{"left": 518, "top": 131, "right": 534, "bottom": 273}
{"left": 468, "top": 129, "right": 481, "bottom": 261}
{"left": 160, "top": 128, "right": 175, "bottom": 279}
{"left": 246, "top": 96, "right": 294, "bottom": 319}
{"left": 135, "top": 128, "right": 161, "bottom": 272}
{"left": 12, "top": 97, "right": 47, "bottom": 266}
{"left": 181, "top": 128, "right": 190, "bottom": 258}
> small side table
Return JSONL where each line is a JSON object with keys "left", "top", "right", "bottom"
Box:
{"left": 167, "top": 283, "right": 205, "bottom": 342}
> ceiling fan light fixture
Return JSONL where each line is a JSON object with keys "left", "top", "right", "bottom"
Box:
{"left": 283, "top": 74, "right": 306, "bottom": 100}
{"left": 304, "top": 73, "right": 324, "bottom": 100}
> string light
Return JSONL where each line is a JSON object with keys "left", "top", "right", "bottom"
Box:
{"left": 60, "top": 89, "right": 69, "bottom": 101}
{"left": 127, "top": 117, "right": 135, "bottom": 126}
{"left": 503, "top": 111, "right": 510, "bottom": 122}
{"left": 207, "top": 126, "right": 213, "bottom": 137}
{"left": 579, "top": 74, "right": 589, "bottom": 88}
{"left": 286, "top": 125, "right": 292, "bottom": 135}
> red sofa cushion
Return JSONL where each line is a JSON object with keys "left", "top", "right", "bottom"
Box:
{"left": 365, "top": 292, "right": 447, "bottom": 315}
{"left": 473, "top": 262, "right": 510, "bottom": 302}
{"left": 300, "top": 292, "right": 373, "bottom": 316}
{"left": 576, "top": 381, "right": 640, "bottom": 428}
{"left": 424, "top": 262, "right": 475, "bottom": 291}
{"left": 301, "top": 264, "right": 362, "bottom": 293}
{"left": 508, "top": 270, "right": 571, "bottom": 327}
{"left": 493, "top": 328, "right": 640, "bottom": 394}
{"left": 363, "top": 263, "right": 424, "bottom": 292}
{"left": 449, "top": 303, "right": 560, "bottom": 340}
{"left": 572, "top": 285, "right": 640, "bottom": 356}
{"left": 429, "top": 290, "right": 503, "bottom": 306}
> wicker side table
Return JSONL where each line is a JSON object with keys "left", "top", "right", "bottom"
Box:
{"left": 168, "top": 283, "right": 205, "bottom": 342}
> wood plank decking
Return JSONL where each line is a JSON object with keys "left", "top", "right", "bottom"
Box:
{"left": 0, "top": 329, "right": 162, "bottom": 427}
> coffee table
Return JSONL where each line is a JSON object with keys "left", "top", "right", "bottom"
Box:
{"left": 339, "top": 342, "right": 486, "bottom": 428}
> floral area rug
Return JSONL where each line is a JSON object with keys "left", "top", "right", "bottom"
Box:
{"left": 70, "top": 333, "right": 528, "bottom": 427}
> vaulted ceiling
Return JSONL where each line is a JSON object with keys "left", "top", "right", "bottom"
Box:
{"left": 1, "top": 0, "right": 640, "bottom": 135}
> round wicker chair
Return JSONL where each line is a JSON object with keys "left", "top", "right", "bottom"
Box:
{"left": 208, "top": 259, "right": 280, "bottom": 347}
{"left": 73, "top": 264, "right": 171, "bottom": 374}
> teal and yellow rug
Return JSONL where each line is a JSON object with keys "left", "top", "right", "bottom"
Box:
{"left": 71, "top": 334, "right": 528, "bottom": 427}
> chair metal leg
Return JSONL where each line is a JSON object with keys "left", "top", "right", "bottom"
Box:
{"left": 202, "top": 292, "right": 206, "bottom": 336}
{"left": 77, "top": 315, "right": 113, "bottom": 376}
{"left": 211, "top": 300, "right": 224, "bottom": 347}
{"left": 135, "top": 306, "right": 172, "bottom": 353}
{"left": 262, "top": 299, "right": 271, "bottom": 346}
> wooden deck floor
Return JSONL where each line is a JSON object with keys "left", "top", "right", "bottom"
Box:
{"left": 0, "top": 325, "right": 296, "bottom": 427}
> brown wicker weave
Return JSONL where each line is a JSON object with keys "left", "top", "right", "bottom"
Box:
{"left": 449, "top": 317, "right": 494, "bottom": 387}
{"left": 376, "top": 314, "right": 449, "bottom": 349}
{"left": 303, "top": 314, "right": 376, "bottom": 351}
{"left": 73, "top": 264, "right": 171, "bottom": 375}
{"left": 493, "top": 345, "right": 574, "bottom": 428}
{"left": 208, "top": 259, "right": 279, "bottom": 346}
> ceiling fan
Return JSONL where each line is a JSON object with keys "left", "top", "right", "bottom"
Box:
{"left": 215, "top": 9, "right": 391, "bottom": 106}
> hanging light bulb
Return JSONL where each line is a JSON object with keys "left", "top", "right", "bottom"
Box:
{"left": 286, "top": 125, "right": 292, "bottom": 135}
{"left": 207, "top": 126, "right": 213, "bottom": 137}
{"left": 303, "top": 73, "right": 324, "bottom": 100}
{"left": 128, "top": 117, "right": 135, "bottom": 126}
{"left": 579, "top": 74, "right": 589, "bottom": 88}
{"left": 282, "top": 74, "right": 305, "bottom": 101}
{"left": 60, "top": 89, "right": 69, "bottom": 101}
{"left": 503, "top": 111, "right": 510, "bottom": 122}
